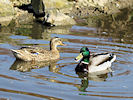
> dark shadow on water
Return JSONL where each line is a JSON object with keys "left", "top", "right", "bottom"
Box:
{"left": 10, "top": 60, "right": 59, "bottom": 72}
{"left": 10, "top": 22, "right": 71, "bottom": 41}
{"left": 15, "top": 22, "right": 51, "bottom": 40}
{"left": 31, "top": 22, "right": 44, "bottom": 39}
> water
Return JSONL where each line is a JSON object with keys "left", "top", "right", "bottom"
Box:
{"left": 0, "top": 13, "right": 133, "bottom": 100}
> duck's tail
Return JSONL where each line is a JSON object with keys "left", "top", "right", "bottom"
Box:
{"left": 11, "top": 49, "right": 20, "bottom": 54}
{"left": 11, "top": 49, "right": 22, "bottom": 58}
{"left": 110, "top": 53, "right": 116, "bottom": 63}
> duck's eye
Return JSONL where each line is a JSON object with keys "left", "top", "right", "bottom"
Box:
{"left": 86, "top": 48, "right": 89, "bottom": 51}
{"left": 54, "top": 39, "right": 60, "bottom": 43}
{"left": 58, "top": 39, "right": 62, "bottom": 41}
{"left": 80, "top": 47, "right": 88, "bottom": 53}
{"left": 56, "top": 38, "right": 62, "bottom": 42}
{"left": 80, "top": 49, "right": 84, "bottom": 53}
{"left": 82, "top": 52, "right": 90, "bottom": 56}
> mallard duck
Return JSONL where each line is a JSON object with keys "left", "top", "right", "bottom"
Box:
{"left": 75, "top": 47, "right": 116, "bottom": 73}
{"left": 11, "top": 37, "right": 66, "bottom": 61}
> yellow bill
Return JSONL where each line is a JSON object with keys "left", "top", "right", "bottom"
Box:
{"left": 75, "top": 53, "right": 83, "bottom": 62}
{"left": 60, "top": 41, "right": 67, "bottom": 46}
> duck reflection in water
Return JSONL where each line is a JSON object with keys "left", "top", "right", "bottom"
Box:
{"left": 75, "top": 70, "right": 113, "bottom": 92}
{"left": 10, "top": 60, "right": 60, "bottom": 73}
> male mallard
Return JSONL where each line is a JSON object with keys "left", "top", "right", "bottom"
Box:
{"left": 11, "top": 37, "right": 66, "bottom": 61}
{"left": 75, "top": 47, "right": 116, "bottom": 73}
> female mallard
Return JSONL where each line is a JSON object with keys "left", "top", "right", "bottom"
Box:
{"left": 11, "top": 37, "right": 66, "bottom": 61}
{"left": 75, "top": 47, "right": 116, "bottom": 73}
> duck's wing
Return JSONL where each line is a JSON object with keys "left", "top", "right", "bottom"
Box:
{"left": 90, "top": 53, "right": 116, "bottom": 66}
{"left": 12, "top": 47, "right": 49, "bottom": 55}
{"left": 22, "top": 47, "right": 50, "bottom": 54}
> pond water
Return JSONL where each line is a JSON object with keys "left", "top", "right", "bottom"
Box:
{"left": 0, "top": 12, "right": 133, "bottom": 100}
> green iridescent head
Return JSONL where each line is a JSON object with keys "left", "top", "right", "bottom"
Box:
{"left": 75, "top": 47, "right": 90, "bottom": 63}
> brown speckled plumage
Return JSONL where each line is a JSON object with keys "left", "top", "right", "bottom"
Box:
{"left": 11, "top": 37, "right": 65, "bottom": 61}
